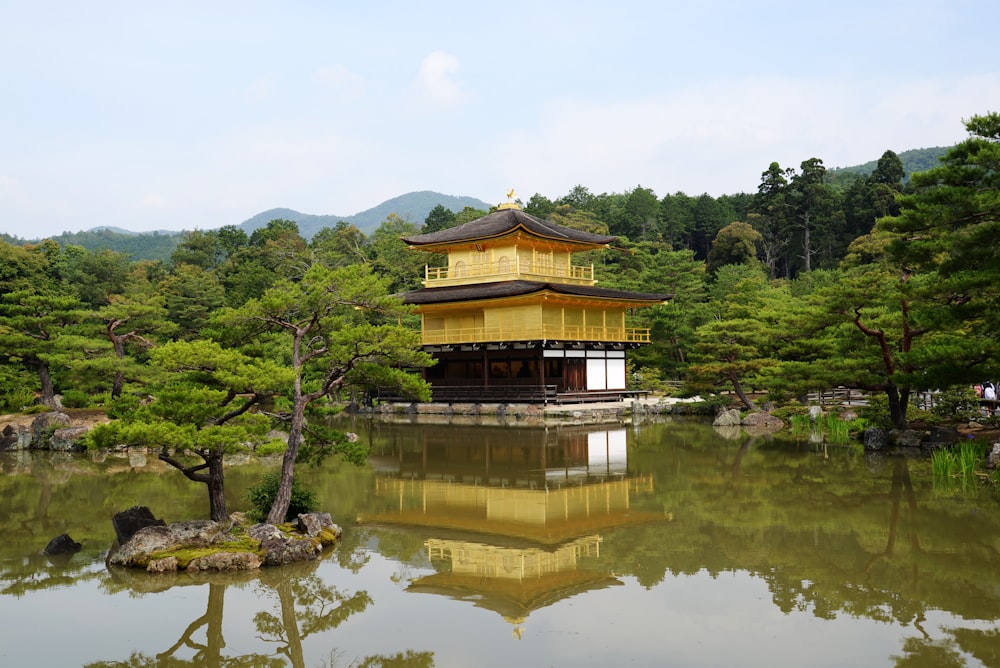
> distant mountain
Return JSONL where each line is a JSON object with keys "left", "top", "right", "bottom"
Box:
{"left": 830, "top": 146, "right": 951, "bottom": 181}
{"left": 238, "top": 191, "right": 492, "bottom": 238}
{"left": 6, "top": 191, "right": 492, "bottom": 261}
{"left": 27, "top": 228, "right": 184, "bottom": 263}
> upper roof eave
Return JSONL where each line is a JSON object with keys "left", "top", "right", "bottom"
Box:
{"left": 401, "top": 280, "right": 672, "bottom": 306}
{"left": 401, "top": 208, "right": 616, "bottom": 248}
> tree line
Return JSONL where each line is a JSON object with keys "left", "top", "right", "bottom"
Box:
{"left": 1, "top": 112, "right": 997, "bottom": 518}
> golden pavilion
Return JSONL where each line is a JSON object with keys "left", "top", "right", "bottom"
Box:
{"left": 401, "top": 197, "right": 669, "bottom": 402}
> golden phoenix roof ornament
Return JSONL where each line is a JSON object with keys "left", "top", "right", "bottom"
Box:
{"left": 499, "top": 188, "right": 520, "bottom": 210}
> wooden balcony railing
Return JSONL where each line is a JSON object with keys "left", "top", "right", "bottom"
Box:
{"left": 424, "top": 258, "right": 594, "bottom": 287}
{"left": 421, "top": 324, "right": 651, "bottom": 345}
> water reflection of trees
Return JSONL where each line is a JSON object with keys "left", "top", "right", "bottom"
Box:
{"left": 623, "top": 424, "right": 1000, "bottom": 666}
{"left": 254, "top": 565, "right": 372, "bottom": 667}
{"left": 85, "top": 561, "right": 431, "bottom": 668}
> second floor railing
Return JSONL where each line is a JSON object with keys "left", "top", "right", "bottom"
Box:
{"left": 424, "top": 257, "right": 594, "bottom": 286}
{"left": 421, "top": 323, "right": 651, "bottom": 345}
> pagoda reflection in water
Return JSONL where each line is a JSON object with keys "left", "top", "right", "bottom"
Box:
{"left": 359, "top": 424, "right": 671, "bottom": 637}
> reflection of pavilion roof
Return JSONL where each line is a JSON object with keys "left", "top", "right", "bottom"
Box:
{"left": 401, "top": 279, "right": 670, "bottom": 306}
{"left": 407, "top": 535, "right": 623, "bottom": 626}
{"left": 401, "top": 207, "right": 616, "bottom": 248}
{"left": 408, "top": 569, "right": 622, "bottom": 621}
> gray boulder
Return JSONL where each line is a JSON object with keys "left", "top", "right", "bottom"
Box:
{"left": 112, "top": 506, "right": 166, "bottom": 545}
{"left": 297, "top": 512, "right": 337, "bottom": 538}
{"left": 890, "top": 429, "right": 925, "bottom": 448}
{"left": 187, "top": 552, "right": 263, "bottom": 572}
{"left": 49, "top": 426, "right": 89, "bottom": 451}
{"left": 713, "top": 409, "right": 742, "bottom": 427}
{"left": 924, "top": 426, "right": 961, "bottom": 447}
{"left": 863, "top": 427, "right": 888, "bottom": 451}
{"left": 0, "top": 424, "right": 30, "bottom": 451}
{"left": 742, "top": 412, "right": 784, "bottom": 430}
{"left": 987, "top": 443, "right": 1000, "bottom": 470}
{"left": 31, "top": 412, "right": 72, "bottom": 448}
{"left": 250, "top": 522, "right": 321, "bottom": 566}
{"left": 147, "top": 557, "right": 179, "bottom": 573}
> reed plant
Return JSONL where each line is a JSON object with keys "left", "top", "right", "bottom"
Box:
{"left": 932, "top": 439, "right": 991, "bottom": 493}
{"left": 786, "top": 410, "right": 868, "bottom": 444}
{"left": 958, "top": 440, "right": 982, "bottom": 479}
{"left": 789, "top": 414, "right": 810, "bottom": 436}
{"left": 931, "top": 448, "right": 957, "bottom": 479}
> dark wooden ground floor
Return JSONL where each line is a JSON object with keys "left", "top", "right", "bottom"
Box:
{"left": 409, "top": 342, "right": 640, "bottom": 404}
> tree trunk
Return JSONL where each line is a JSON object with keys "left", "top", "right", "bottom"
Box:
{"left": 885, "top": 385, "right": 909, "bottom": 430}
{"left": 110, "top": 333, "right": 126, "bottom": 399}
{"left": 730, "top": 372, "right": 758, "bottom": 411}
{"left": 276, "top": 580, "right": 305, "bottom": 668}
{"left": 802, "top": 211, "right": 812, "bottom": 273}
{"left": 267, "top": 393, "right": 307, "bottom": 525}
{"left": 207, "top": 450, "right": 228, "bottom": 522}
{"left": 35, "top": 359, "right": 57, "bottom": 408}
{"left": 205, "top": 583, "right": 226, "bottom": 665}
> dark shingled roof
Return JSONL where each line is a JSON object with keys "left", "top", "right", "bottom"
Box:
{"left": 401, "top": 207, "right": 616, "bottom": 247}
{"left": 402, "top": 280, "right": 671, "bottom": 305}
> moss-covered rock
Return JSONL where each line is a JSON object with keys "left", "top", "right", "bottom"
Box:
{"left": 107, "top": 511, "right": 341, "bottom": 572}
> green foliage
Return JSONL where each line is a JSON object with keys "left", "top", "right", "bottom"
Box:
{"left": 368, "top": 214, "right": 426, "bottom": 293}
{"left": 706, "top": 221, "right": 763, "bottom": 273}
{"left": 105, "top": 393, "right": 143, "bottom": 419}
{"left": 254, "top": 439, "right": 288, "bottom": 457}
{"left": 858, "top": 394, "right": 893, "bottom": 429}
{"left": 311, "top": 221, "right": 370, "bottom": 268}
{"left": 42, "top": 228, "right": 181, "bottom": 263}
{"left": 60, "top": 389, "right": 91, "bottom": 408}
{"left": 930, "top": 386, "right": 980, "bottom": 422}
{"left": 421, "top": 204, "right": 456, "bottom": 233}
{"left": 687, "top": 264, "right": 781, "bottom": 408}
{"left": 245, "top": 471, "right": 318, "bottom": 522}
{"left": 145, "top": 535, "right": 264, "bottom": 569}
{"left": 787, "top": 411, "right": 868, "bottom": 444}
{"left": 932, "top": 439, "right": 990, "bottom": 494}
{"left": 829, "top": 146, "right": 950, "bottom": 182}
{"left": 878, "top": 111, "right": 1000, "bottom": 387}
{"left": 0, "top": 369, "right": 36, "bottom": 412}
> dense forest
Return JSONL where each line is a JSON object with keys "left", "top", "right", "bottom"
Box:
{"left": 0, "top": 116, "right": 996, "bottom": 440}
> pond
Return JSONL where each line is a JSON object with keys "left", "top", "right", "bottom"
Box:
{"left": 1, "top": 417, "right": 998, "bottom": 667}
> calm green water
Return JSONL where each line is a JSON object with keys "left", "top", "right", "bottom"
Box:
{"left": 1, "top": 418, "right": 998, "bottom": 668}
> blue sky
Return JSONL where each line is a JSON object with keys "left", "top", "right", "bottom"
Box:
{"left": 2, "top": 1, "right": 998, "bottom": 239}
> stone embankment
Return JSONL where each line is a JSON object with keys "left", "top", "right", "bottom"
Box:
{"left": 0, "top": 410, "right": 107, "bottom": 451}
{"left": 354, "top": 396, "right": 713, "bottom": 425}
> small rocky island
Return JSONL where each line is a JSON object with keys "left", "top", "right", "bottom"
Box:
{"left": 107, "top": 506, "right": 342, "bottom": 573}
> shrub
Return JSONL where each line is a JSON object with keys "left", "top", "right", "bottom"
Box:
{"left": 60, "top": 389, "right": 90, "bottom": 409}
{"left": 0, "top": 387, "right": 36, "bottom": 413}
{"left": 254, "top": 439, "right": 288, "bottom": 457}
{"left": 245, "top": 471, "right": 318, "bottom": 523}
{"left": 930, "top": 386, "right": 980, "bottom": 422}
{"left": 106, "top": 394, "right": 143, "bottom": 419}
{"left": 859, "top": 394, "right": 893, "bottom": 429}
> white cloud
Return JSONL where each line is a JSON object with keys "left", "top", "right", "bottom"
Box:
{"left": 411, "top": 50, "right": 470, "bottom": 111}
{"left": 242, "top": 76, "right": 278, "bottom": 104}
{"left": 486, "top": 74, "right": 996, "bottom": 199}
{"left": 139, "top": 193, "right": 166, "bottom": 210}
{"left": 0, "top": 175, "right": 21, "bottom": 196}
{"left": 314, "top": 64, "right": 365, "bottom": 101}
